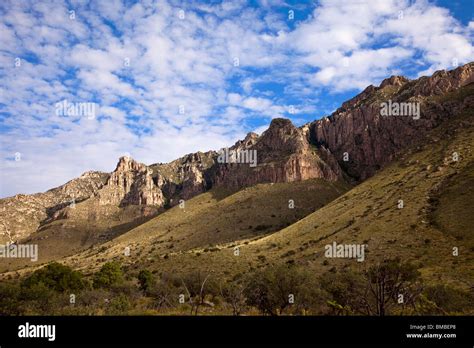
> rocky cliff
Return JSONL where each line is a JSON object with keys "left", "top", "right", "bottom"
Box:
{"left": 310, "top": 62, "right": 474, "bottom": 180}
{"left": 208, "top": 118, "right": 342, "bottom": 189}
{"left": 98, "top": 156, "right": 164, "bottom": 207}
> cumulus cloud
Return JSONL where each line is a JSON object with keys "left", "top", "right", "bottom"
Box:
{"left": 288, "top": 0, "right": 473, "bottom": 90}
{"left": 0, "top": 0, "right": 472, "bottom": 197}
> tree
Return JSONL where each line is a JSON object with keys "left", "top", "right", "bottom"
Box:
{"left": 320, "top": 270, "right": 367, "bottom": 315}
{"left": 320, "top": 259, "right": 422, "bottom": 316}
{"left": 93, "top": 262, "right": 123, "bottom": 289}
{"left": 220, "top": 281, "right": 247, "bottom": 316}
{"left": 179, "top": 271, "right": 216, "bottom": 315}
{"left": 363, "top": 258, "right": 421, "bottom": 316}
{"left": 244, "top": 264, "right": 318, "bottom": 315}
{"left": 149, "top": 279, "right": 175, "bottom": 309}
{"left": 293, "top": 276, "right": 328, "bottom": 315}
{"left": 423, "top": 284, "right": 474, "bottom": 314}
{"left": 107, "top": 294, "right": 131, "bottom": 315}
{"left": 0, "top": 282, "right": 22, "bottom": 315}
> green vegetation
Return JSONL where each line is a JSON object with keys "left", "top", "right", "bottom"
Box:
{"left": 423, "top": 285, "right": 474, "bottom": 314}
{"left": 321, "top": 258, "right": 422, "bottom": 315}
{"left": 245, "top": 264, "right": 326, "bottom": 315}
{"left": 1, "top": 259, "right": 471, "bottom": 315}
{"left": 22, "top": 262, "right": 86, "bottom": 292}
{"left": 93, "top": 262, "right": 124, "bottom": 289}
{"left": 137, "top": 270, "right": 154, "bottom": 293}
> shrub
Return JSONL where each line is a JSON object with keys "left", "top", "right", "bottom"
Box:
{"left": 19, "top": 282, "right": 57, "bottom": 314}
{"left": 93, "top": 262, "right": 124, "bottom": 289}
{"left": 364, "top": 258, "right": 421, "bottom": 316}
{"left": 0, "top": 282, "right": 22, "bottom": 315}
{"left": 179, "top": 271, "right": 218, "bottom": 315}
{"left": 107, "top": 294, "right": 131, "bottom": 315}
{"left": 424, "top": 285, "right": 474, "bottom": 314}
{"left": 320, "top": 270, "right": 366, "bottom": 315}
{"left": 220, "top": 281, "right": 247, "bottom": 316}
{"left": 320, "top": 258, "right": 422, "bottom": 316}
{"left": 137, "top": 270, "right": 154, "bottom": 293}
{"left": 149, "top": 279, "right": 176, "bottom": 309}
{"left": 244, "top": 264, "right": 322, "bottom": 315}
{"left": 22, "top": 262, "right": 86, "bottom": 292}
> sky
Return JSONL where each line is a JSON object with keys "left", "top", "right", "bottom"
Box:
{"left": 0, "top": 0, "right": 473, "bottom": 198}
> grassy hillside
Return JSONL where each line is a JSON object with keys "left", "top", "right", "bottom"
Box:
{"left": 0, "top": 200, "right": 161, "bottom": 272}
{"left": 0, "top": 178, "right": 349, "bottom": 277}
{"left": 65, "top": 179, "right": 349, "bottom": 275}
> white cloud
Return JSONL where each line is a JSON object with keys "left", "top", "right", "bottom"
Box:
{"left": 288, "top": 0, "right": 473, "bottom": 90}
{"left": 0, "top": 0, "right": 472, "bottom": 197}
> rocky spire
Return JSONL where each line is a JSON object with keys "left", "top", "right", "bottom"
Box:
{"left": 98, "top": 156, "right": 164, "bottom": 206}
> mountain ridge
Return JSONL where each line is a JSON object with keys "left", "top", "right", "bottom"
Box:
{"left": 1, "top": 62, "right": 472, "bottom": 246}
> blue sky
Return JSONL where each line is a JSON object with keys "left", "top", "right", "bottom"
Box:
{"left": 0, "top": 0, "right": 473, "bottom": 197}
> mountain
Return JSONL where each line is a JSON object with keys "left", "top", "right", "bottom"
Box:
{"left": 310, "top": 63, "right": 473, "bottom": 180}
{"left": 0, "top": 62, "right": 472, "bottom": 280}
{"left": 0, "top": 171, "right": 109, "bottom": 243}
{"left": 28, "top": 76, "right": 471, "bottom": 297}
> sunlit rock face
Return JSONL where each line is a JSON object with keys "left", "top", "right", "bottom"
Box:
{"left": 310, "top": 63, "right": 474, "bottom": 180}
{"left": 98, "top": 156, "right": 165, "bottom": 207}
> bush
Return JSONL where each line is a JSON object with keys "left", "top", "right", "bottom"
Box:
{"left": 93, "top": 262, "right": 124, "bottom": 289}
{"left": 22, "top": 262, "right": 86, "bottom": 292}
{"left": 149, "top": 279, "right": 176, "bottom": 309}
{"left": 424, "top": 285, "right": 474, "bottom": 314}
{"left": 244, "top": 264, "right": 323, "bottom": 315}
{"left": 320, "top": 258, "right": 422, "bottom": 316}
{"left": 19, "top": 282, "right": 57, "bottom": 314}
{"left": 179, "top": 270, "right": 218, "bottom": 315}
{"left": 220, "top": 281, "right": 247, "bottom": 316}
{"left": 0, "top": 282, "right": 22, "bottom": 315}
{"left": 137, "top": 270, "right": 154, "bottom": 293}
{"left": 106, "top": 294, "right": 131, "bottom": 315}
{"left": 320, "top": 270, "right": 366, "bottom": 315}
{"left": 364, "top": 258, "right": 421, "bottom": 316}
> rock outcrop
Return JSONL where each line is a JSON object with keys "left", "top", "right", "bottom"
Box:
{"left": 209, "top": 118, "right": 342, "bottom": 189}
{"left": 310, "top": 62, "right": 474, "bottom": 180}
{"left": 150, "top": 151, "right": 216, "bottom": 205}
{"left": 99, "top": 156, "right": 164, "bottom": 206}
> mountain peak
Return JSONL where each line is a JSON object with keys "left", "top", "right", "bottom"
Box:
{"left": 232, "top": 132, "right": 259, "bottom": 150}
{"left": 114, "top": 155, "right": 147, "bottom": 173}
{"left": 379, "top": 75, "right": 409, "bottom": 88}
{"left": 268, "top": 117, "right": 295, "bottom": 130}
{"left": 244, "top": 132, "right": 259, "bottom": 142}
{"left": 97, "top": 155, "right": 163, "bottom": 206}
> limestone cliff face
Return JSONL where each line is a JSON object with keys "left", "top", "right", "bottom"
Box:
{"left": 98, "top": 156, "right": 164, "bottom": 207}
{"left": 145, "top": 119, "right": 343, "bottom": 204}
{"left": 310, "top": 62, "right": 474, "bottom": 180}
{"left": 209, "top": 118, "right": 342, "bottom": 189}
{"left": 149, "top": 151, "right": 216, "bottom": 205}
